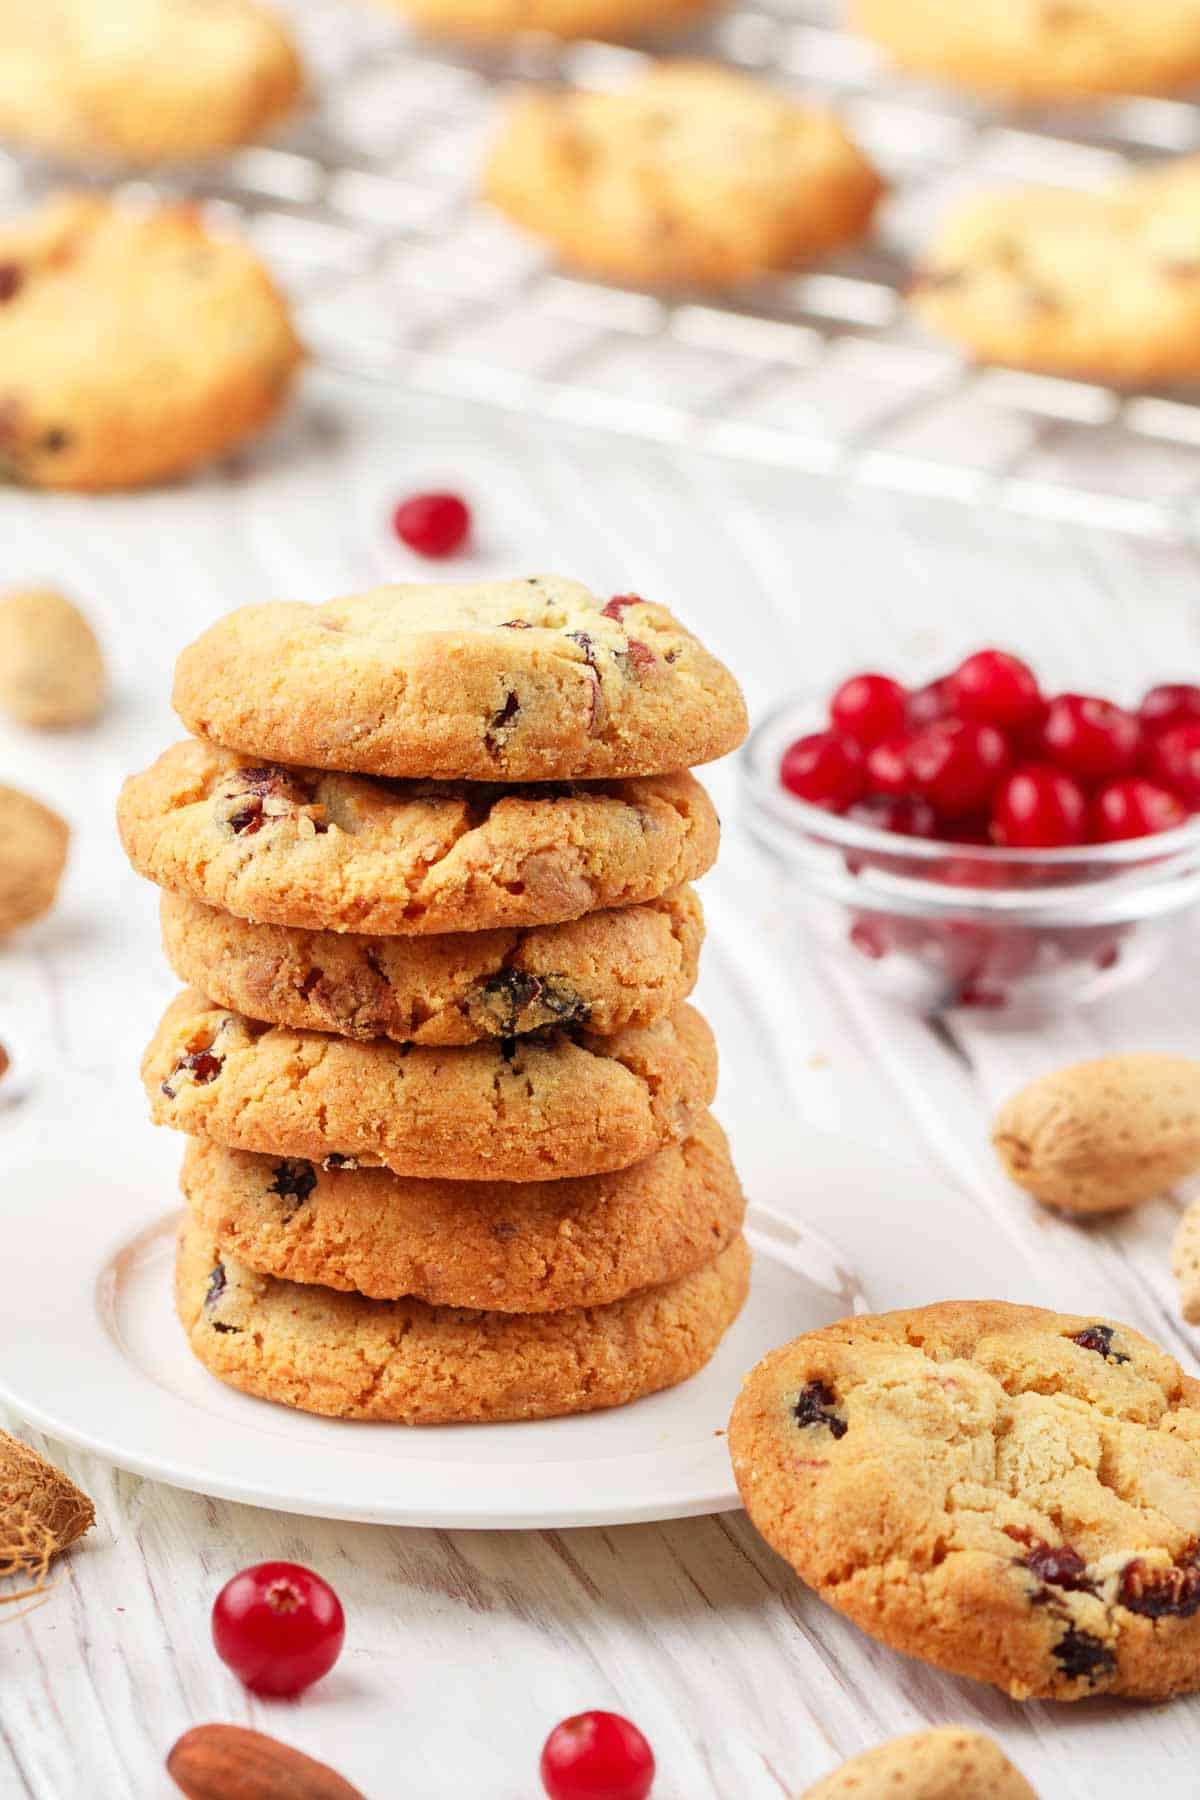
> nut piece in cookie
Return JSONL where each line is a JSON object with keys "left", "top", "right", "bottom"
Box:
{"left": 483, "top": 63, "right": 883, "bottom": 291}
{"left": 0, "top": 784, "right": 69, "bottom": 935}
{"left": 0, "top": 194, "right": 302, "bottom": 491}
{"left": 730, "top": 1299, "right": 1200, "bottom": 1701}
{"left": 992, "top": 1053, "right": 1200, "bottom": 1214}
{"left": 799, "top": 1726, "right": 1038, "bottom": 1799}
{"left": 0, "top": 0, "right": 303, "bottom": 162}
{"left": 0, "top": 587, "right": 104, "bottom": 727}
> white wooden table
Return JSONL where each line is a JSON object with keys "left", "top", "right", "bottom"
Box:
{"left": 4, "top": 374, "right": 1200, "bottom": 1799}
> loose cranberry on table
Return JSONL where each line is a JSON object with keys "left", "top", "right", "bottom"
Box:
{"left": 1145, "top": 721, "right": 1200, "bottom": 810}
{"left": 391, "top": 490, "right": 471, "bottom": 558}
{"left": 779, "top": 730, "right": 865, "bottom": 811}
{"left": 948, "top": 648, "right": 1043, "bottom": 733}
{"left": 991, "top": 765, "right": 1088, "bottom": 850}
{"left": 540, "top": 1711, "right": 655, "bottom": 1800}
{"left": 829, "top": 672, "right": 907, "bottom": 747}
{"left": 212, "top": 1561, "right": 345, "bottom": 1697}
{"left": 1091, "top": 778, "right": 1188, "bottom": 843}
{"left": 1039, "top": 693, "right": 1142, "bottom": 782}
{"left": 907, "top": 718, "right": 1010, "bottom": 818}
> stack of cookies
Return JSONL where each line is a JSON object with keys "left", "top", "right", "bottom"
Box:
{"left": 116, "top": 576, "right": 750, "bottom": 1426}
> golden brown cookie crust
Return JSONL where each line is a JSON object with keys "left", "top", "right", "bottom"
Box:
{"left": 144, "top": 991, "right": 718, "bottom": 1181}
{"left": 385, "top": 0, "right": 711, "bottom": 42}
{"left": 483, "top": 64, "right": 883, "bottom": 290}
{"left": 730, "top": 1300, "right": 1200, "bottom": 1702}
{"left": 159, "top": 887, "right": 704, "bottom": 1045}
{"left": 0, "top": 0, "right": 302, "bottom": 162}
{"left": 181, "top": 1110, "right": 744, "bottom": 1310}
{"left": 176, "top": 1215, "right": 751, "bottom": 1423}
{"left": 172, "top": 577, "right": 747, "bottom": 782}
{"left": 0, "top": 195, "right": 301, "bottom": 490}
{"left": 118, "top": 740, "right": 719, "bottom": 936}
{"left": 0, "top": 783, "right": 69, "bottom": 934}
{"left": 799, "top": 1728, "right": 1039, "bottom": 1800}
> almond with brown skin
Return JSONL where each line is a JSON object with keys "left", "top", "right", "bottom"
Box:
{"left": 992, "top": 1053, "right": 1200, "bottom": 1215}
{"left": 167, "top": 1725, "right": 366, "bottom": 1800}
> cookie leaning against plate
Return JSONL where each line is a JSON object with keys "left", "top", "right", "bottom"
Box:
{"left": 730, "top": 1300, "right": 1200, "bottom": 1702}
{"left": 0, "top": 0, "right": 302, "bottom": 163}
{"left": 173, "top": 577, "right": 747, "bottom": 781}
{"left": 911, "top": 156, "right": 1200, "bottom": 384}
{"left": 378, "top": 0, "right": 712, "bottom": 43}
{"left": 0, "top": 195, "right": 301, "bottom": 490}
{"left": 118, "top": 741, "right": 719, "bottom": 936}
{"left": 159, "top": 887, "right": 704, "bottom": 1045}
{"left": 144, "top": 991, "right": 717, "bottom": 1181}
{"left": 177, "top": 1215, "right": 751, "bottom": 1424}
{"left": 483, "top": 64, "right": 883, "bottom": 291}
{"left": 849, "top": 0, "right": 1200, "bottom": 102}
{"left": 180, "top": 1110, "right": 743, "bottom": 1310}
{"left": 799, "top": 1728, "right": 1038, "bottom": 1800}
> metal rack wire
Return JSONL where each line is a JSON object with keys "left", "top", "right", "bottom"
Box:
{"left": 12, "top": 0, "right": 1200, "bottom": 541}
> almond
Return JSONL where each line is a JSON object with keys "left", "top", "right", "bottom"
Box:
{"left": 167, "top": 1724, "right": 366, "bottom": 1800}
{"left": 992, "top": 1053, "right": 1200, "bottom": 1214}
{"left": 0, "top": 587, "right": 105, "bottom": 729}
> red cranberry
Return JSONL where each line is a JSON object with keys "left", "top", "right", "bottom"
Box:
{"left": 1146, "top": 721, "right": 1200, "bottom": 809}
{"left": 212, "top": 1562, "right": 344, "bottom": 1697}
{"left": 907, "top": 719, "right": 1010, "bottom": 818}
{"left": 392, "top": 491, "right": 470, "bottom": 558}
{"left": 779, "top": 731, "right": 865, "bottom": 811}
{"left": 829, "top": 672, "right": 908, "bottom": 748}
{"left": 949, "top": 649, "right": 1043, "bottom": 732}
{"left": 540, "top": 1711, "right": 655, "bottom": 1800}
{"left": 847, "top": 795, "right": 938, "bottom": 838}
{"left": 991, "top": 764, "right": 1088, "bottom": 849}
{"left": 905, "top": 675, "right": 955, "bottom": 729}
{"left": 865, "top": 733, "right": 912, "bottom": 796}
{"left": 1040, "top": 693, "right": 1141, "bottom": 782}
{"left": 1091, "top": 778, "right": 1187, "bottom": 842}
{"left": 1139, "top": 683, "right": 1200, "bottom": 737}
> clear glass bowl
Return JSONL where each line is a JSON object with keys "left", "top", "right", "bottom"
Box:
{"left": 741, "top": 697, "right": 1200, "bottom": 1013}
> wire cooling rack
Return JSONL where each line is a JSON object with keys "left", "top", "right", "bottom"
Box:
{"left": 10, "top": 0, "right": 1200, "bottom": 541}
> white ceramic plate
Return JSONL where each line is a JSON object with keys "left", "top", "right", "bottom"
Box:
{"left": 0, "top": 1081, "right": 1035, "bottom": 1529}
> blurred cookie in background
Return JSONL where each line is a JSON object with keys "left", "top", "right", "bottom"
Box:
{"left": 0, "top": 0, "right": 303, "bottom": 163}
{"left": 0, "top": 785, "right": 69, "bottom": 936}
{"left": 847, "top": 0, "right": 1200, "bottom": 102}
{"left": 0, "top": 587, "right": 105, "bottom": 728}
{"left": 377, "top": 0, "right": 713, "bottom": 40}
{"left": 0, "top": 194, "right": 303, "bottom": 490}
{"left": 483, "top": 63, "right": 883, "bottom": 290}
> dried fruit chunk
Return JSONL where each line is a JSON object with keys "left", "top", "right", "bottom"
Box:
{"left": 0, "top": 587, "right": 105, "bottom": 727}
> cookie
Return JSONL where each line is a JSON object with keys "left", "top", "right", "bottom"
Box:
{"left": 118, "top": 740, "right": 719, "bottom": 936}
{"left": 911, "top": 157, "right": 1200, "bottom": 384}
{"left": 172, "top": 577, "right": 747, "bottom": 782}
{"left": 483, "top": 64, "right": 883, "bottom": 290}
{"left": 180, "top": 1109, "right": 743, "bottom": 1310}
{"left": 0, "top": 0, "right": 302, "bottom": 163}
{"left": 0, "top": 586, "right": 105, "bottom": 729}
{"left": 159, "top": 886, "right": 703, "bottom": 1045}
{"left": 176, "top": 1214, "right": 751, "bottom": 1423}
{"left": 0, "top": 194, "right": 301, "bottom": 490}
{"left": 800, "top": 1729, "right": 1038, "bottom": 1800}
{"left": 849, "top": 0, "right": 1200, "bottom": 102}
{"left": 0, "top": 784, "right": 69, "bottom": 935}
{"left": 730, "top": 1300, "right": 1200, "bottom": 1702}
{"left": 143, "top": 990, "right": 717, "bottom": 1181}
{"left": 386, "top": 0, "right": 711, "bottom": 42}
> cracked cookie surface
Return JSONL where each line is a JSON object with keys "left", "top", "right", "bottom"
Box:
{"left": 911, "top": 157, "right": 1200, "bottom": 383}
{"left": 176, "top": 1214, "right": 750, "bottom": 1423}
{"left": 118, "top": 739, "right": 718, "bottom": 935}
{"left": 159, "top": 886, "right": 703, "bottom": 1045}
{"left": 0, "top": 195, "right": 301, "bottom": 490}
{"left": 730, "top": 1299, "right": 1200, "bottom": 1701}
{"left": 483, "top": 64, "right": 883, "bottom": 291}
{"left": 173, "top": 575, "right": 747, "bottom": 781}
{"left": 180, "top": 1109, "right": 743, "bottom": 1310}
{"left": 800, "top": 1727, "right": 1038, "bottom": 1800}
{"left": 144, "top": 990, "right": 718, "bottom": 1181}
{"left": 0, "top": 0, "right": 302, "bottom": 163}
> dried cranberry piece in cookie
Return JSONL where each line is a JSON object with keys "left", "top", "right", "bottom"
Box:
{"left": 1119, "top": 1555, "right": 1200, "bottom": 1620}
{"left": 1053, "top": 1623, "right": 1115, "bottom": 1686}
{"left": 1024, "top": 1541, "right": 1094, "bottom": 1593}
{"left": 602, "top": 594, "right": 642, "bottom": 621}
{"left": 791, "top": 1379, "right": 847, "bottom": 1439}
{"left": 161, "top": 1047, "right": 223, "bottom": 1098}
{"left": 268, "top": 1159, "right": 317, "bottom": 1206}
{"left": 1068, "top": 1323, "right": 1129, "bottom": 1363}
{"left": 204, "top": 1262, "right": 240, "bottom": 1333}
{"left": 216, "top": 765, "right": 327, "bottom": 837}
{"left": 0, "top": 263, "right": 23, "bottom": 305}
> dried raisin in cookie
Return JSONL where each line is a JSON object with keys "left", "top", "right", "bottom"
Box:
{"left": 118, "top": 740, "right": 718, "bottom": 936}
{"left": 0, "top": 0, "right": 302, "bottom": 163}
{"left": 144, "top": 990, "right": 717, "bottom": 1181}
{"left": 0, "top": 784, "right": 69, "bottom": 935}
{"left": 730, "top": 1300, "right": 1200, "bottom": 1702}
{"left": 911, "top": 157, "right": 1200, "bottom": 384}
{"left": 172, "top": 576, "right": 747, "bottom": 781}
{"left": 159, "top": 887, "right": 703, "bottom": 1045}
{"left": 0, "top": 195, "right": 301, "bottom": 490}
{"left": 180, "top": 1109, "right": 743, "bottom": 1310}
{"left": 483, "top": 64, "right": 883, "bottom": 290}
{"left": 800, "top": 1729, "right": 1038, "bottom": 1800}
{"left": 176, "top": 1214, "right": 751, "bottom": 1423}
{"left": 849, "top": 0, "right": 1200, "bottom": 102}
{"left": 376, "top": 0, "right": 711, "bottom": 44}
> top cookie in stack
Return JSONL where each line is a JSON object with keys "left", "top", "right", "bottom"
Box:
{"left": 117, "top": 576, "right": 750, "bottom": 1426}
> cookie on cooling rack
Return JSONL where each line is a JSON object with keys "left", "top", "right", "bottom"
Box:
{"left": 483, "top": 62, "right": 883, "bottom": 289}
{"left": 0, "top": 195, "right": 301, "bottom": 490}
{"left": 383, "top": 0, "right": 713, "bottom": 40}
{"left": 800, "top": 1728, "right": 1038, "bottom": 1800}
{"left": 911, "top": 155, "right": 1200, "bottom": 383}
{"left": 848, "top": 0, "right": 1200, "bottom": 101}
{"left": 0, "top": 0, "right": 302, "bottom": 162}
